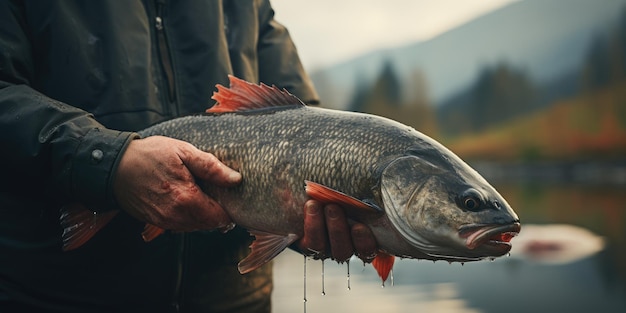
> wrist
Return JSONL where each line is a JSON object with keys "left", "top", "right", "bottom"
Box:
{"left": 71, "top": 127, "right": 139, "bottom": 212}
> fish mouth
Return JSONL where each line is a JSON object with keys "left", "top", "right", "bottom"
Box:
{"left": 458, "top": 222, "right": 521, "bottom": 254}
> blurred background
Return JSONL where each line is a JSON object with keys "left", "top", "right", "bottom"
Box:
{"left": 270, "top": 0, "right": 626, "bottom": 312}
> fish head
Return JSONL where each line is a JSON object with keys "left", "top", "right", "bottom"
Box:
{"left": 380, "top": 148, "right": 520, "bottom": 262}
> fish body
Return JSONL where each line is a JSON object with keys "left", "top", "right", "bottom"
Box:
{"left": 62, "top": 76, "right": 520, "bottom": 280}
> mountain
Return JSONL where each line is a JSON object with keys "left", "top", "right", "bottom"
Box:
{"left": 311, "top": 0, "right": 626, "bottom": 109}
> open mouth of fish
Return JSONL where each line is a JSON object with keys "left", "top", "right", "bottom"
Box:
{"left": 458, "top": 222, "right": 521, "bottom": 252}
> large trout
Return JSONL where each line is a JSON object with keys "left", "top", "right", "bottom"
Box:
{"left": 62, "top": 76, "right": 520, "bottom": 281}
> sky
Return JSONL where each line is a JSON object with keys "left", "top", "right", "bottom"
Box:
{"left": 270, "top": 0, "right": 517, "bottom": 71}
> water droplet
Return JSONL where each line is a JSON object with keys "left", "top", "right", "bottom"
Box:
{"left": 461, "top": 262, "right": 465, "bottom": 266}
{"left": 303, "top": 255, "right": 307, "bottom": 313}
{"left": 507, "top": 252, "right": 511, "bottom": 257}
{"left": 390, "top": 269, "right": 394, "bottom": 287}
{"left": 321, "top": 260, "right": 326, "bottom": 296}
{"left": 346, "top": 260, "right": 351, "bottom": 291}
{"left": 490, "top": 257, "right": 496, "bottom": 262}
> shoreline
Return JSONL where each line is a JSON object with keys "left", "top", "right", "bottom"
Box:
{"left": 469, "top": 160, "right": 626, "bottom": 186}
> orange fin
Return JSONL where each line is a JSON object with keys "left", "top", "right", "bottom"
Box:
{"left": 60, "top": 203, "right": 119, "bottom": 251}
{"left": 372, "top": 252, "right": 395, "bottom": 283}
{"left": 238, "top": 230, "right": 299, "bottom": 274}
{"left": 207, "top": 75, "right": 304, "bottom": 113}
{"left": 305, "top": 180, "right": 382, "bottom": 213}
{"left": 141, "top": 224, "right": 165, "bottom": 242}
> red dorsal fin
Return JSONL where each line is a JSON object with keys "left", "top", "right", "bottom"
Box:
{"left": 60, "top": 203, "right": 119, "bottom": 251}
{"left": 141, "top": 224, "right": 165, "bottom": 242}
{"left": 238, "top": 230, "right": 299, "bottom": 274}
{"left": 207, "top": 75, "right": 304, "bottom": 113}
{"left": 305, "top": 180, "right": 382, "bottom": 214}
{"left": 371, "top": 252, "right": 395, "bottom": 283}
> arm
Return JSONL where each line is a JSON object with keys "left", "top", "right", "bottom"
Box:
{"left": 0, "top": 2, "right": 238, "bottom": 233}
{"left": 0, "top": 1, "right": 136, "bottom": 212}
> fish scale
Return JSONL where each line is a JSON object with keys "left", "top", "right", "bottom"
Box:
{"left": 61, "top": 76, "right": 520, "bottom": 282}
{"left": 139, "top": 106, "right": 416, "bottom": 233}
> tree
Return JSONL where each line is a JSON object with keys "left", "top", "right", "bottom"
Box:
{"left": 437, "top": 62, "right": 537, "bottom": 135}
{"left": 581, "top": 7, "right": 626, "bottom": 90}
{"left": 349, "top": 59, "right": 438, "bottom": 136}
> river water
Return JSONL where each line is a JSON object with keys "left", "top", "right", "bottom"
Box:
{"left": 272, "top": 170, "right": 626, "bottom": 313}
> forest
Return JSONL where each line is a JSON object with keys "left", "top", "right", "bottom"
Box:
{"left": 347, "top": 8, "right": 626, "bottom": 162}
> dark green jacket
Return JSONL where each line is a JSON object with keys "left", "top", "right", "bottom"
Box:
{"left": 0, "top": 1, "right": 318, "bottom": 312}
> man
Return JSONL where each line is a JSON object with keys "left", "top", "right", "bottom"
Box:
{"left": 0, "top": 1, "right": 377, "bottom": 312}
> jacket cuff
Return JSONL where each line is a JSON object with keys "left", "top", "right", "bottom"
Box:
{"left": 71, "top": 128, "right": 139, "bottom": 212}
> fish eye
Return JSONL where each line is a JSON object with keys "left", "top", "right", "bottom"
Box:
{"left": 464, "top": 197, "right": 479, "bottom": 210}
{"left": 459, "top": 189, "right": 483, "bottom": 211}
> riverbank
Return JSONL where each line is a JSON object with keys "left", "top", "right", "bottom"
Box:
{"left": 470, "top": 161, "right": 626, "bottom": 185}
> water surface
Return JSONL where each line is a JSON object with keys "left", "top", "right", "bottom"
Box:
{"left": 272, "top": 181, "right": 626, "bottom": 313}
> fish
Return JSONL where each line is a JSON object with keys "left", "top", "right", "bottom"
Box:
{"left": 61, "top": 75, "right": 521, "bottom": 282}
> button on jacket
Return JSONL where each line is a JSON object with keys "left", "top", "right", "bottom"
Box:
{"left": 0, "top": 1, "right": 318, "bottom": 312}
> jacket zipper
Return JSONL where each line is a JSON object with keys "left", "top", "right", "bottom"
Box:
{"left": 155, "top": 0, "right": 177, "bottom": 105}
{"left": 154, "top": 2, "right": 185, "bottom": 311}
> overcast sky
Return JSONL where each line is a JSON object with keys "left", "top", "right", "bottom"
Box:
{"left": 270, "top": 0, "right": 517, "bottom": 71}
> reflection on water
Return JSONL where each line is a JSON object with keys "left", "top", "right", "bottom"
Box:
{"left": 509, "top": 224, "right": 604, "bottom": 265}
{"left": 272, "top": 181, "right": 626, "bottom": 313}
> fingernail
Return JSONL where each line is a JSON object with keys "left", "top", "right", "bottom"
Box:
{"left": 228, "top": 171, "right": 242, "bottom": 182}
{"left": 219, "top": 222, "right": 236, "bottom": 233}
{"left": 306, "top": 202, "right": 320, "bottom": 215}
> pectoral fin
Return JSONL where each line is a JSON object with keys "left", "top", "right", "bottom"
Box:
{"left": 238, "top": 230, "right": 299, "bottom": 274}
{"left": 305, "top": 180, "right": 382, "bottom": 214}
{"left": 371, "top": 252, "right": 395, "bottom": 283}
{"left": 60, "top": 203, "right": 119, "bottom": 251}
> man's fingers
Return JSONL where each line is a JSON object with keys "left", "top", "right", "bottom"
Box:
{"left": 300, "top": 200, "right": 327, "bottom": 257}
{"left": 325, "top": 204, "right": 354, "bottom": 262}
{"left": 179, "top": 144, "right": 241, "bottom": 186}
{"left": 351, "top": 223, "right": 378, "bottom": 263}
{"left": 183, "top": 188, "right": 233, "bottom": 230}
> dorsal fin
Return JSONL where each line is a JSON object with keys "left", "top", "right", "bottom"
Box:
{"left": 207, "top": 75, "right": 304, "bottom": 113}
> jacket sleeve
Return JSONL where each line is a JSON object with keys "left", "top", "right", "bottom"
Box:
{"left": 256, "top": 0, "right": 320, "bottom": 105}
{"left": 0, "top": 1, "right": 137, "bottom": 212}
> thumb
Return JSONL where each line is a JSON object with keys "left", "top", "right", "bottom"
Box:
{"left": 180, "top": 144, "right": 241, "bottom": 187}
{"left": 190, "top": 191, "right": 234, "bottom": 230}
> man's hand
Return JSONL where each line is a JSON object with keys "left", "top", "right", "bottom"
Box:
{"left": 297, "top": 200, "right": 379, "bottom": 263}
{"left": 113, "top": 136, "right": 241, "bottom": 231}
